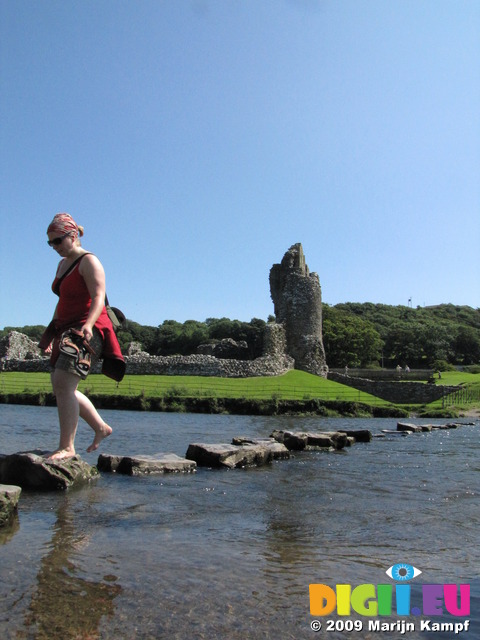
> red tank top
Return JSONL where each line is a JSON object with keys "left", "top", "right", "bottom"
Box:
{"left": 53, "top": 263, "right": 92, "bottom": 326}
{"left": 52, "top": 260, "right": 111, "bottom": 332}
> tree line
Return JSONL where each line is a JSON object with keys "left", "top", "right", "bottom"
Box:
{"left": 2, "top": 303, "right": 479, "bottom": 370}
{"left": 323, "top": 303, "right": 480, "bottom": 368}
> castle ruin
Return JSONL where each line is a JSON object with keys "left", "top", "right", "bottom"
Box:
{"left": 269, "top": 243, "right": 328, "bottom": 376}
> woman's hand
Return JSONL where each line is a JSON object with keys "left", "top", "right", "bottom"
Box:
{"left": 81, "top": 323, "right": 94, "bottom": 342}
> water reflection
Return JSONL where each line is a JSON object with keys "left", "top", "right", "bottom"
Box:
{"left": 24, "top": 496, "right": 121, "bottom": 640}
{"left": 0, "top": 514, "right": 19, "bottom": 545}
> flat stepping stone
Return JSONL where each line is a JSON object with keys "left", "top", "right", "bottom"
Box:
{"left": 270, "top": 430, "right": 350, "bottom": 451}
{"left": 337, "top": 429, "right": 372, "bottom": 442}
{"left": 396, "top": 421, "right": 470, "bottom": 433}
{"left": 185, "top": 439, "right": 290, "bottom": 469}
{"left": 0, "top": 451, "right": 99, "bottom": 490}
{"left": 97, "top": 453, "right": 196, "bottom": 475}
{"left": 0, "top": 484, "right": 22, "bottom": 527}
{"left": 397, "top": 422, "right": 434, "bottom": 433}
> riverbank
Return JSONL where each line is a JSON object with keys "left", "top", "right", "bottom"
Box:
{"left": 0, "top": 389, "right": 402, "bottom": 416}
{"left": 1, "top": 369, "right": 478, "bottom": 418}
{"left": 1, "top": 390, "right": 471, "bottom": 419}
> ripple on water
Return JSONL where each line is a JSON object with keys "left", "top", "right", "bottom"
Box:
{"left": 0, "top": 408, "right": 478, "bottom": 639}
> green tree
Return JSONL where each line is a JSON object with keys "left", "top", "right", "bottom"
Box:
{"left": 323, "top": 307, "right": 383, "bottom": 367}
{"left": 454, "top": 326, "right": 480, "bottom": 365}
{"left": 382, "top": 322, "right": 423, "bottom": 367}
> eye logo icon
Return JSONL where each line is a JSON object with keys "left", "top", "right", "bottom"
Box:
{"left": 310, "top": 562, "right": 470, "bottom": 618}
{"left": 386, "top": 563, "right": 422, "bottom": 582}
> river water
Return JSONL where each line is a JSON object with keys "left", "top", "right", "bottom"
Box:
{"left": 0, "top": 405, "right": 478, "bottom": 640}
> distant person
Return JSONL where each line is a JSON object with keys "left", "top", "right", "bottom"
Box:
{"left": 39, "top": 213, "right": 125, "bottom": 460}
{"left": 405, "top": 365, "right": 410, "bottom": 373}
{"left": 396, "top": 364, "right": 402, "bottom": 374}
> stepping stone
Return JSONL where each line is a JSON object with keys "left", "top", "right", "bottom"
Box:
{"left": 185, "top": 439, "right": 289, "bottom": 469}
{"left": 97, "top": 453, "right": 197, "bottom": 475}
{"left": 270, "top": 430, "right": 350, "bottom": 451}
{"left": 0, "top": 451, "right": 99, "bottom": 490}
{"left": 397, "top": 422, "right": 433, "bottom": 433}
{"left": 0, "top": 484, "right": 21, "bottom": 527}
{"left": 397, "top": 423, "right": 424, "bottom": 433}
{"left": 337, "top": 429, "right": 373, "bottom": 442}
{"left": 432, "top": 422, "right": 464, "bottom": 429}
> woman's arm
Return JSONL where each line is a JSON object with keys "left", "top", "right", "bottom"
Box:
{"left": 79, "top": 254, "right": 106, "bottom": 341}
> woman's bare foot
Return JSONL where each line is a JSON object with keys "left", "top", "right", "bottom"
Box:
{"left": 46, "top": 448, "right": 76, "bottom": 461}
{"left": 87, "top": 423, "right": 112, "bottom": 453}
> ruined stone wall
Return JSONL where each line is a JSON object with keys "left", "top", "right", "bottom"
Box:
{"left": 0, "top": 324, "right": 294, "bottom": 379}
{"left": 121, "top": 353, "right": 293, "bottom": 377}
{"left": 0, "top": 331, "right": 42, "bottom": 360}
{"left": 2, "top": 353, "right": 294, "bottom": 378}
{"left": 327, "top": 372, "right": 457, "bottom": 404}
{"left": 262, "top": 322, "right": 287, "bottom": 359}
{"left": 269, "top": 243, "right": 327, "bottom": 376}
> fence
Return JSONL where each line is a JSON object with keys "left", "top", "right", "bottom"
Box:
{"left": 329, "top": 368, "right": 434, "bottom": 381}
{"left": 2, "top": 372, "right": 475, "bottom": 408}
{"left": 442, "top": 384, "right": 479, "bottom": 407}
{"left": 0, "top": 372, "right": 390, "bottom": 405}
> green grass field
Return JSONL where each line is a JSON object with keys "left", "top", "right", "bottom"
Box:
{"left": 430, "top": 370, "right": 480, "bottom": 387}
{"left": 2, "top": 369, "right": 479, "bottom": 410}
{"left": 0, "top": 369, "right": 388, "bottom": 404}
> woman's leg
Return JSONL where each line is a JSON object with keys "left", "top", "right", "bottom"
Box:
{"left": 75, "top": 390, "right": 112, "bottom": 452}
{"left": 49, "top": 369, "right": 81, "bottom": 458}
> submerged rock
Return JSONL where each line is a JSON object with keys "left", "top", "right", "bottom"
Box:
{"left": 396, "top": 421, "right": 472, "bottom": 433}
{"left": 97, "top": 453, "right": 196, "bottom": 475}
{"left": 0, "top": 484, "right": 21, "bottom": 527}
{"left": 0, "top": 451, "right": 99, "bottom": 490}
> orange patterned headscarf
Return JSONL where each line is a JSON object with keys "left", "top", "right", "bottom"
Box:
{"left": 47, "top": 213, "right": 82, "bottom": 237}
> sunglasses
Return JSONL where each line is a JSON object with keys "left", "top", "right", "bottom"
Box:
{"left": 47, "top": 232, "right": 72, "bottom": 247}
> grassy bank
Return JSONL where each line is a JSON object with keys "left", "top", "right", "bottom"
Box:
{"left": 1, "top": 369, "right": 479, "bottom": 417}
{"left": 0, "top": 370, "right": 391, "bottom": 402}
{"left": 0, "top": 370, "right": 400, "bottom": 416}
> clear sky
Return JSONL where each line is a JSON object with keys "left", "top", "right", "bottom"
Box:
{"left": 1, "top": 0, "right": 479, "bottom": 329}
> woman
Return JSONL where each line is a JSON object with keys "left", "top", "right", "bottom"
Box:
{"left": 39, "top": 213, "right": 125, "bottom": 460}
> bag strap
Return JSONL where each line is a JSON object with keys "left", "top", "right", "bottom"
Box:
{"left": 53, "top": 253, "right": 92, "bottom": 295}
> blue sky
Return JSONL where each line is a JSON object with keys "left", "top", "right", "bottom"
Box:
{"left": 1, "top": 0, "right": 479, "bottom": 329}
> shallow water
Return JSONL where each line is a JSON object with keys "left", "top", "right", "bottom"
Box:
{"left": 0, "top": 405, "right": 478, "bottom": 639}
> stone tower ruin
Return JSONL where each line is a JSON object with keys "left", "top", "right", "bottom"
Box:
{"left": 269, "top": 243, "right": 327, "bottom": 376}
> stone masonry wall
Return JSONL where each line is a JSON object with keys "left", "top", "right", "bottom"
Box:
{"left": 2, "top": 353, "right": 294, "bottom": 378}
{"left": 0, "top": 331, "right": 42, "bottom": 361}
{"left": 328, "top": 372, "right": 457, "bottom": 404}
{"left": 1, "top": 324, "right": 294, "bottom": 379}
